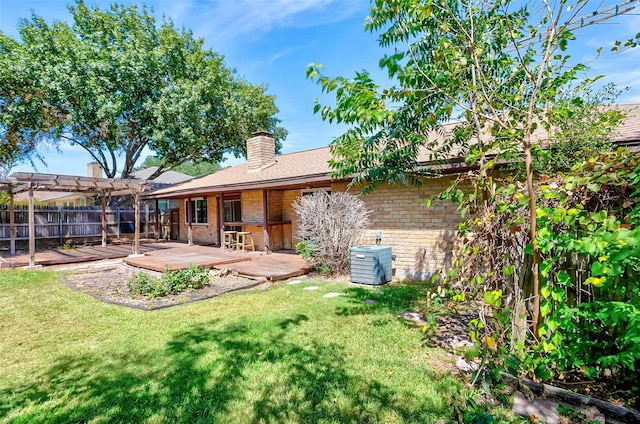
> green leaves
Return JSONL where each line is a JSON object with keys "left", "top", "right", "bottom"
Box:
{"left": 483, "top": 289, "right": 503, "bottom": 308}
{"left": 2, "top": 2, "right": 285, "bottom": 178}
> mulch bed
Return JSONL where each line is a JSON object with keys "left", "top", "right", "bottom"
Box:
{"left": 60, "top": 262, "right": 268, "bottom": 310}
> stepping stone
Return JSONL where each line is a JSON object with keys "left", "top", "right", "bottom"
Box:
{"left": 454, "top": 357, "right": 479, "bottom": 373}
{"left": 397, "top": 311, "right": 428, "bottom": 326}
{"left": 302, "top": 286, "right": 320, "bottom": 291}
{"left": 287, "top": 280, "right": 302, "bottom": 285}
{"left": 512, "top": 391, "right": 559, "bottom": 424}
{"left": 323, "top": 292, "right": 341, "bottom": 298}
{"left": 364, "top": 299, "right": 377, "bottom": 305}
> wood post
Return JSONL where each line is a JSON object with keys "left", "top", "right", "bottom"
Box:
{"left": 9, "top": 190, "right": 15, "bottom": 255}
{"left": 187, "top": 197, "right": 193, "bottom": 246}
{"left": 154, "top": 199, "right": 159, "bottom": 240}
{"left": 219, "top": 193, "right": 225, "bottom": 246}
{"left": 28, "top": 184, "right": 35, "bottom": 267}
{"left": 262, "top": 190, "right": 269, "bottom": 251}
{"left": 133, "top": 190, "right": 140, "bottom": 255}
{"left": 101, "top": 194, "right": 107, "bottom": 247}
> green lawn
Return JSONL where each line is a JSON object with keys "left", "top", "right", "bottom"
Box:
{"left": 1, "top": 270, "right": 468, "bottom": 423}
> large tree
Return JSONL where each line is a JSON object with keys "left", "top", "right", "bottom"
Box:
{"left": 135, "top": 155, "right": 224, "bottom": 178}
{"left": 0, "top": 32, "right": 61, "bottom": 175}
{"left": 309, "top": 0, "right": 638, "bottom": 339}
{"left": 0, "top": 1, "right": 286, "bottom": 179}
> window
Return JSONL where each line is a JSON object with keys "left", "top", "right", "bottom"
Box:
{"left": 185, "top": 198, "right": 208, "bottom": 224}
{"left": 223, "top": 200, "right": 241, "bottom": 223}
{"left": 301, "top": 188, "right": 332, "bottom": 197}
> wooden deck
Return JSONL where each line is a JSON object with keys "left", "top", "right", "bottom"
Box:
{"left": 0, "top": 241, "right": 313, "bottom": 280}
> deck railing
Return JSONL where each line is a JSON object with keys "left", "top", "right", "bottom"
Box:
{"left": 0, "top": 205, "right": 157, "bottom": 243}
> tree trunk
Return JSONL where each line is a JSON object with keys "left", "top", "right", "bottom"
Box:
{"left": 524, "top": 144, "right": 541, "bottom": 342}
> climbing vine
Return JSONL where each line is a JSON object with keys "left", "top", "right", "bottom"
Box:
{"left": 442, "top": 148, "right": 640, "bottom": 398}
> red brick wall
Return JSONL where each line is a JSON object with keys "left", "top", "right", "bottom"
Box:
{"left": 241, "top": 191, "right": 263, "bottom": 223}
{"left": 357, "top": 177, "right": 462, "bottom": 280}
{"left": 327, "top": 179, "right": 463, "bottom": 280}
{"left": 174, "top": 176, "right": 463, "bottom": 279}
{"left": 178, "top": 196, "right": 219, "bottom": 245}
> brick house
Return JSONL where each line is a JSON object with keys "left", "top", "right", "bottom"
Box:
{"left": 142, "top": 104, "right": 640, "bottom": 280}
{"left": 142, "top": 129, "right": 465, "bottom": 279}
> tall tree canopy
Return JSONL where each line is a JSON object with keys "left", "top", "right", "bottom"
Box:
{"left": 308, "top": 0, "right": 638, "bottom": 342}
{"left": 0, "top": 1, "right": 286, "bottom": 179}
{"left": 135, "top": 155, "right": 224, "bottom": 178}
{"left": 309, "top": 0, "right": 637, "bottom": 188}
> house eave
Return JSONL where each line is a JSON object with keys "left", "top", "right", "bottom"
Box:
{"left": 142, "top": 173, "right": 340, "bottom": 199}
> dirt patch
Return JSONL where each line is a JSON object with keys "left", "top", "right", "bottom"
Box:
{"left": 60, "top": 261, "right": 268, "bottom": 310}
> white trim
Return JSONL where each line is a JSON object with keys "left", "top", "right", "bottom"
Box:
{"left": 184, "top": 198, "right": 208, "bottom": 224}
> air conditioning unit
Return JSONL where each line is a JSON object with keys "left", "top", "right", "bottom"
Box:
{"left": 350, "top": 245, "right": 392, "bottom": 285}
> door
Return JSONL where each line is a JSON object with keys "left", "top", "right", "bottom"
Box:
{"left": 170, "top": 208, "right": 179, "bottom": 240}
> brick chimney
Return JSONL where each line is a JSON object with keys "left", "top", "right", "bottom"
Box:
{"left": 247, "top": 131, "right": 276, "bottom": 172}
{"left": 87, "top": 161, "right": 103, "bottom": 178}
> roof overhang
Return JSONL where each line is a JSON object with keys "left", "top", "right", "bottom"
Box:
{"left": 142, "top": 173, "right": 336, "bottom": 199}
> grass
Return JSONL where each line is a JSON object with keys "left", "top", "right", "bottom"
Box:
{"left": 1, "top": 270, "right": 478, "bottom": 423}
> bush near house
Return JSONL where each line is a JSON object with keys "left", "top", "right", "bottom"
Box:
{"left": 293, "top": 191, "right": 371, "bottom": 275}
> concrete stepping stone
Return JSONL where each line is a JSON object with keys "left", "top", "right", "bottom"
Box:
{"left": 364, "top": 299, "right": 377, "bottom": 305}
{"left": 323, "top": 292, "right": 341, "bottom": 298}
{"left": 512, "top": 391, "right": 559, "bottom": 424}
{"left": 302, "top": 286, "right": 320, "bottom": 291}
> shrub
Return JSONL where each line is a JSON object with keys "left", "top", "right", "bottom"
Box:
{"left": 293, "top": 191, "right": 371, "bottom": 275}
{"left": 128, "top": 272, "right": 164, "bottom": 298}
{"left": 127, "top": 264, "right": 210, "bottom": 299}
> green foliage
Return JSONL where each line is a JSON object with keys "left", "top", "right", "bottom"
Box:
{"left": 295, "top": 240, "right": 317, "bottom": 262}
{"left": 449, "top": 149, "right": 640, "bottom": 395}
{"left": 1, "top": 1, "right": 286, "bottom": 178}
{"left": 135, "top": 155, "right": 224, "bottom": 177}
{"left": 295, "top": 240, "right": 330, "bottom": 274}
{"left": 532, "top": 83, "right": 626, "bottom": 175}
{"left": 127, "top": 264, "right": 210, "bottom": 298}
{"left": 0, "top": 32, "right": 57, "bottom": 172}
{"left": 306, "top": 0, "right": 632, "bottom": 192}
{"left": 127, "top": 271, "right": 161, "bottom": 298}
{"left": 308, "top": 4, "right": 637, "bottom": 381}
{"left": 533, "top": 149, "right": 640, "bottom": 386}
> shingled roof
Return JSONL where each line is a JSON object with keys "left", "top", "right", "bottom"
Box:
{"left": 131, "top": 167, "right": 193, "bottom": 186}
{"left": 143, "top": 104, "right": 640, "bottom": 200}
{"left": 145, "top": 146, "right": 335, "bottom": 199}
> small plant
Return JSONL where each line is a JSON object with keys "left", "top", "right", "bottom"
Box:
{"left": 62, "top": 242, "right": 76, "bottom": 250}
{"left": 128, "top": 272, "right": 163, "bottom": 298}
{"left": 127, "top": 264, "right": 210, "bottom": 299}
{"left": 295, "top": 240, "right": 318, "bottom": 262}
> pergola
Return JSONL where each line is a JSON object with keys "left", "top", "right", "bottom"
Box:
{"left": 0, "top": 172, "right": 148, "bottom": 267}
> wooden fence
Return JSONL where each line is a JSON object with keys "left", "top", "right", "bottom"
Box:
{"left": 0, "top": 205, "right": 157, "bottom": 244}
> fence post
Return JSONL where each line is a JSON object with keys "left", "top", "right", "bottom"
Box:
{"left": 59, "top": 206, "right": 63, "bottom": 244}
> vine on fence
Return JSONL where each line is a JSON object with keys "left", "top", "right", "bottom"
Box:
{"left": 437, "top": 148, "right": 640, "bottom": 398}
